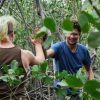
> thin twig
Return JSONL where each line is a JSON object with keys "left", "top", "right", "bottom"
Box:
{"left": 88, "top": 0, "right": 100, "bottom": 17}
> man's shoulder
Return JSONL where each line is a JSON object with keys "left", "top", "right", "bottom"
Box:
{"left": 53, "top": 41, "right": 65, "bottom": 46}
{"left": 77, "top": 43, "right": 88, "bottom": 50}
{"left": 50, "top": 41, "right": 65, "bottom": 51}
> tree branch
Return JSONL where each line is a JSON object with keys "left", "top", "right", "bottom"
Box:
{"left": 35, "top": 0, "right": 45, "bottom": 19}
{"left": 14, "top": 0, "right": 35, "bottom": 53}
{"left": 88, "top": 0, "right": 100, "bottom": 17}
{"left": 0, "top": 0, "right": 6, "bottom": 9}
{"left": 14, "top": 0, "right": 28, "bottom": 29}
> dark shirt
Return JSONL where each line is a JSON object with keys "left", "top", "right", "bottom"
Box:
{"left": 51, "top": 41, "right": 91, "bottom": 95}
{"left": 51, "top": 41, "right": 91, "bottom": 74}
{"left": 0, "top": 46, "right": 26, "bottom": 99}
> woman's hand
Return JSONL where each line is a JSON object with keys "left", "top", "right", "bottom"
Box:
{"left": 31, "top": 38, "right": 43, "bottom": 45}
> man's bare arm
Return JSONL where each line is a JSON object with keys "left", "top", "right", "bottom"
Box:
{"left": 84, "top": 65, "right": 94, "bottom": 80}
{"left": 46, "top": 48, "right": 55, "bottom": 58}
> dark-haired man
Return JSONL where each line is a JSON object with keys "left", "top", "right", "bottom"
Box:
{"left": 46, "top": 22, "right": 94, "bottom": 99}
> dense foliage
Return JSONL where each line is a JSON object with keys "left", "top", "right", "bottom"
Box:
{"left": 0, "top": 0, "right": 100, "bottom": 100}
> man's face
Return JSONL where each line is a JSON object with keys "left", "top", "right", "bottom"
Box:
{"left": 66, "top": 29, "right": 80, "bottom": 45}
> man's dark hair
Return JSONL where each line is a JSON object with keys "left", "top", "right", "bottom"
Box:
{"left": 73, "top": 21, "right": 81, "bottom": 35}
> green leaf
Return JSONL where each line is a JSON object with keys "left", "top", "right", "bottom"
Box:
{"left": 76, "top": 68, "right": 87, "bottom": 84}
{"left": 55, "top": 88, "right": 66, "bottom": 98}
{"left": 55, "top": 71, "right": 59, "bottom": 79}
{"left": 10, "top": 60, "right": 19, "bottom": 70}
{"left": 44, "top": 35, "right": 53, "bottom": 48}
{"left": 78, "top": 12, "right": 90, "bottom": 33}
{"left": 39, "top": 26, "right": 48, "bottom": 32}
{"left": 40, "top": 61, "right": 48, "bottom": 73}
{"left": 8, "top": 69, "right": 15, "bottom": 75}
{"left": 1, "top": 65, "right": 9, "bottom": 73}
{"left": 43, "top": 17, "right": 56, "bottom": 32}
{"left": 78, "top": 13, "right": 88, "bottom": 27}
{"left": 57, "top": 70, "right": 68, "bottom": 80}
{"left": 76, "top": 68, "right": 82, "bottom": 78}
{"left": 57, "top": 80, "right": 68, "bottom": 87}
{"left": 9, "top": 76, "right": 16, "bottom": 80}
{"left": 62, "top": 18, "right": 73, "bottom": 31}
{"left": 81, "top": 23, "right": 90, "bottom": 33}
{"left": 65, "top": 75, "right": 83, "bottom": 87}
{"left": 7, "top": 77, "right": 21, "bottom": 86}
{"left": 0, "top": 75, "right": 9, "bottom": 82}
{"left": 42, "top": 75, "right": 53, "bottom": 85}
{"left": 81, "top": 12, "right": 100, "bottom": 31}
{"left": 84, "top": 80, "right": 100, "bottom": 99}
{"left": 88, "top": 32, "right": 100, "bottom": 48}
{"left": 34, "top": 32, "right": 47, "bottom": 39}
{"left": 83, "top": 92, "right": 92, "bottom": 100}
{"left": 15, "top": 67, "right": 24, "bottom": 76}
{"left": 31, "top": 65, "right": 42, "bottom": 79}
{"left": 95, "top": 22, "right": 100, "bottom": 30}
{"left": 12, "top": 79, "right": 21, "bottom": 86}
{"left": 32, "top": 65, "right": 40, "bottom": 72}
{"left": 35, "top": 73, "right": 45, "bottom": 80}
{"left": 82, "top": 11, "right": 95, "bottom": 24}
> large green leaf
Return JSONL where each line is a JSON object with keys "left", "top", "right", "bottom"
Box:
{"left": 1, "top": 65, "right": 9, "bottom": 73}
{"left": 88, "top": 32, "right": 100, "bottom": 48}
{"left": 82, "top": 11, "right": 100, "bottom": 31}
{"left": 78, "top": 12, "right": 88, "bottom": 27}
{"left": 33, "top": 32, "right": 47, "bottom": 39}
{"left": 83, "top": 92, "right": 92, "bottom": 100}
{"left": 76, "top": 68, "right": 87, "bottom": 84}
{"left": 33, "top": 73, "right": 46, "bottom": 80}
{"left": 10, "top": 60, "right": 18, "bottom": 70}
{"left": 84, "top": 80, "right": 100, "bottom": 99}
{"left": 65, "top": 75, "right": 83, "bottom": 87}
{"left": 44, "top": 35, "right": 53, "bottom": 48}
{"left": 81, "top": 23, "right": 90, "bottom": 33}
{"left": 57, "top": 80, "right": 68, "bottom": 87}
{"left": 31, "top": 65, "right": 40, "bottom": 74}
{"left": 95, "top": 22, "right": 100, "bottom": 30}
{"left": 55, "top": 88, "right": 66, "bottom": 98}
{"left": 42, "top": 75, "right": 53, "bottom": 85}
{"left": 40, "top": 61, "right": 48, "bottom": 73}
{"left": 10, "top": 79, "right": 21, "bottom": 86}
{"left": 31, "top": 65, "right": 46, "bottom": 80}
{"left": 0, "top": 75, "right": 8, "bottom": 82}
{"left": 78, "top": 12, "right": 89, "bottom": 33}
{"left": 82, "top": 11, "right": 95, "bottom": 24}
{"left": 62, "top": 18, "right": 73, "bottom": 31}
{"left": 15, "top": 67, "right": 24, "bottom": 76}
{"left": 56, "top": 70, "right": 68, "bottom": 80}
{"left": 8, "top": 69, "right": 15, "bottom": 75}
{"left": 43, "top": 17, "right": 56, "bottom": 32}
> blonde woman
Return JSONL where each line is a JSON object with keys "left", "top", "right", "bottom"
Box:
{"left": 0, "top": 15, "right": 45, "bottom": 99}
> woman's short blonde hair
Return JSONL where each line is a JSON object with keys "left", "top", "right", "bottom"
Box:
{"left": 0, "top": 15, "right": 16, "bottom": 40}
